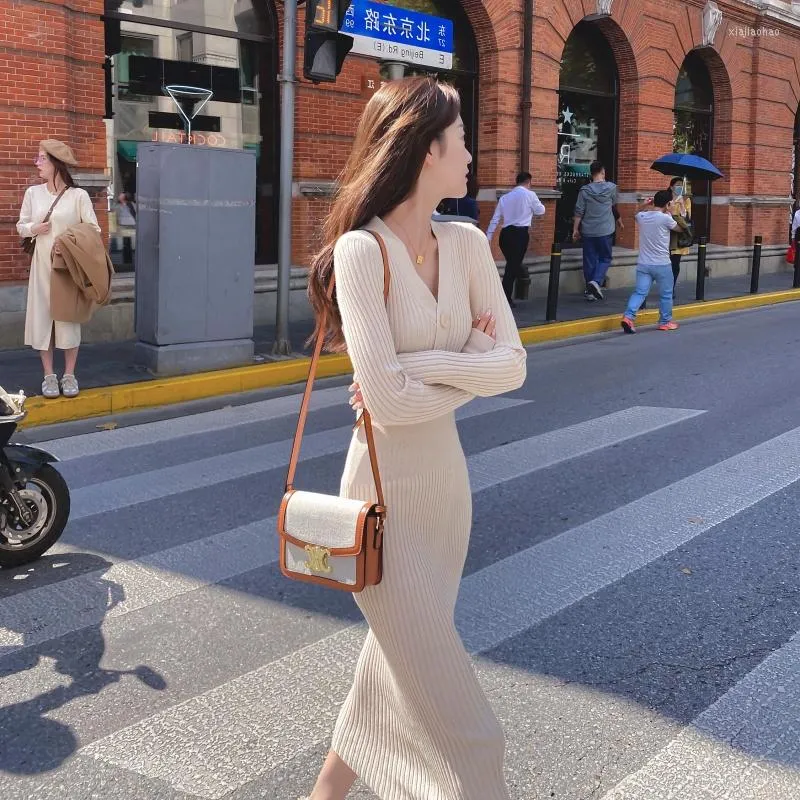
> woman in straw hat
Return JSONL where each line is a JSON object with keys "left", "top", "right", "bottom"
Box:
{"left": 16, "top": 139, "right": 101, "bottom": 398}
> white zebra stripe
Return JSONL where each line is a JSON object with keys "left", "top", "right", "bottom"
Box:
{"left": 91, "top": 413, "right": 800, "bottom": 800}
{"left": 600, "top": 629, "right": 800, "bottom": 799}
{"left": 39, "top": 385, "right": 363, "bottom": 461}
{"left": 0, "top": 406, "right": 697, "bottom": 660}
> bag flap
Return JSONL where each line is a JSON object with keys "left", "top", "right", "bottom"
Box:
{"left": 278, "top": 490, "right": 373, "bottom": 553}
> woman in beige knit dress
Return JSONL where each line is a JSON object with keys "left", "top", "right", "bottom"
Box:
{"left": 16, "top": 139, "right": 100, "bottom": 398}
{"left": 305, "top": 77, "right": 527, "bottom": 800}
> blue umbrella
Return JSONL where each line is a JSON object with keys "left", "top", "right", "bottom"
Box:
{"left": 650, "top": 153, "right": 723, "bottom": 181}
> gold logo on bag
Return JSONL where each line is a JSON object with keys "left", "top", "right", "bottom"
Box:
{"left": 304, "top": 545, "right": 332, "bottom": 574}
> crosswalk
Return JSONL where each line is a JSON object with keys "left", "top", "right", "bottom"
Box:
{"left": 1, "top": 381, "right": 799, "bottom": 800}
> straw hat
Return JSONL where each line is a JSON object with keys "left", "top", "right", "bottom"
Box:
{"left": 40, "top": 139, "right": 78, "bottom": 167}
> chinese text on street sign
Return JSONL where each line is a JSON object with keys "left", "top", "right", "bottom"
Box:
{"left": 341, "top": 0, "right": 454, "bottom": 71}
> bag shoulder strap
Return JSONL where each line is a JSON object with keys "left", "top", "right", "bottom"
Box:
{"left": 284, "top": 229, "right": 390, "bottom": 513}
{"left": 43, "top": 187, "right": 69, "bottom": 224}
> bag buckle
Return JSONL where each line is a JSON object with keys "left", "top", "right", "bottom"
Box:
{"left": 304, "top": 544, "right": 332, "bottom": 574}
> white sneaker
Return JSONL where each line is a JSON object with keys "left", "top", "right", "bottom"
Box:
{"left": 60, "top": 374, "right": 79, "bottom": 398}
{"left": 42, "top": 374, "right": 60, "bottom": 399}
{"left": 587, "top": 280, "right": 604, "bottom": 300}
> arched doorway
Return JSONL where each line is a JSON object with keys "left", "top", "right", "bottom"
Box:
{"left": 555, "top": 21, "right": 619, "bottom": 247}
{"left": 375, "top": 1, "right": 479, "bottom": 172}
{"left": 793, "top": 105, "right": 800, "bottom": 230}
{"left": 103, "top": 0, "right": 279, "bottom": 269}
{"left": 673, "top": 52, "right": 714, "bottom": 241}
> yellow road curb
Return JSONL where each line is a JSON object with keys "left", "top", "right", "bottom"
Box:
{"left": 21, "top": 288, "right": 800, "bottom": 428}
{"left": 517, "top": 288, "right": 800, "bottom": 345}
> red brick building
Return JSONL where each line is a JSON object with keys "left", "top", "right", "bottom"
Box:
{"left": 2, "top": 0, "right": 799, "bottom": 341}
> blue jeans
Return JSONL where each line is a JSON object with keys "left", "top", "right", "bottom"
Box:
{"left": 624, "top": 263, "right": 674, "bottom": 324}
{"left": 582, "top": 234, "right": 614, "bottom": 284}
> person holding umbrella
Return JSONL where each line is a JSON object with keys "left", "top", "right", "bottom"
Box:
{"left": 667, "top": 177, "right": 692, "bottom": 291}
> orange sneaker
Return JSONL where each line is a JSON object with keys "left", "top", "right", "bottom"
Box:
{"left": 657, "top": 321, "right": 679, "bottom": 331}
{"left": 621, "top": 316, "right": 637, "bottom": 334}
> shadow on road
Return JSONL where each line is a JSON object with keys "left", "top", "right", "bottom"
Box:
{"left": 0, "top": 553, "right": 166, "bottom": 775}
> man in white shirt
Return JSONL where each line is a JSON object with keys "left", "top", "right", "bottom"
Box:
{"left": 621, "top": 189, "right": 688, "bottom": 334}
{"left": 486, "top": 171, "right": 546, "bottom": 307}
{"left": 792, "top": 202, "right": 800, "bottom": 243}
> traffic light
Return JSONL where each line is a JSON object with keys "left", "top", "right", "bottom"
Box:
{"left": 303, "top": 0, "right": 354, "bottom": 83}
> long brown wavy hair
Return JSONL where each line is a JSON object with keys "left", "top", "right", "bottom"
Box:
{"left": 49, "top": 156, "right": 76, "bottom": 190}
{"left": 306, "top": 76, "right": 461, "bottom": 352}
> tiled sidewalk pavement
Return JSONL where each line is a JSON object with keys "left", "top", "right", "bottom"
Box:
{"left": 0, "top": 269, "right": 795, "bottom": 397}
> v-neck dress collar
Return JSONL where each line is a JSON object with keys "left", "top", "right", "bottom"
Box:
{"left": 370, "top": 216, "right": 447, "bottom": 314}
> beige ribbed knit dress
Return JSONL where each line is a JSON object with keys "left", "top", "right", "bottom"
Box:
{"left": 330, "top": 217, "right": 527, "bottom": 800}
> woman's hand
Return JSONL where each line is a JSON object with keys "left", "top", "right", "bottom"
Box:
{"left": 349, "top": 382, "right": 364, "bottom": 412}
{"left": 53, "top": 240, "right": 63, "bottom": 256}
{"left": 32, "top": 221, "right": 51, "bottom": 236}
{"left": 473, "top": 310, "right": 496, "bottom": 340}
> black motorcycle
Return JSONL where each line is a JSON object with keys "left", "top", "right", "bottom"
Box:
{"left": 0, "top": 386, "right": 70, "bottom": 568}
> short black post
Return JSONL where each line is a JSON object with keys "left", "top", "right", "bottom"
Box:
{"left": 794, "top": 227, "right": 800, "bottom": 289}
{"left": 545, "top": 241, "right": 562, "bottom": 322}
{"left": 695, "top": 235, "right": 707, "bottom": 301}
{"left": 750, "top": 235, "right": 762, "bottom": 294}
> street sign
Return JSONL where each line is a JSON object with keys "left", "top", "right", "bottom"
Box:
{"left": 341, "top": 0, "right": 454, "bottom": 71}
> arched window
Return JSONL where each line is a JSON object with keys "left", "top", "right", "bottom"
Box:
{"left": 104, "top": 0, "right": 278, "bottom": 268}
{"left": 555, "top": 21, "right": 619, "bottom": 247}
{"left": 673, "top": 52, "right": 714, "bottom": 240}
{"left": 375, "top": 1, "right": 478, "bottom": 173}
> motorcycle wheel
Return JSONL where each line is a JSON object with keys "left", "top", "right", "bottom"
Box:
{"left": 0, "top": 464, "right": 70, "bottom": 568}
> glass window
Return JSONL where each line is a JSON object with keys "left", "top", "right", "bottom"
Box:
{"left": 555, "top": 22, "right": 619, "bottom": 247}
{"left": 793, "top": 107, "right": 800, "bottom": 215}
{"left": 673, "top": 52, "right": 714, "bottom": 240}
{"left": 674, "top": 52, "right": 713, "bottom": 112}
{"left": 105, "top": 10, "right": 278, "bottom": 269}
{"left": 104, "top": 0, "right": 270, "bottom": 38}
{"left": 559, "top": 21, "right": 617, "bottom": 96}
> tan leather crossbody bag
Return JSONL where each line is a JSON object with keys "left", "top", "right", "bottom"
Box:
{"left": 277, "top": 230, "right": 390, "bottom": 592}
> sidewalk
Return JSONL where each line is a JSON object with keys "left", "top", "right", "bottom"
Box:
{"left": 1, "top": 270, "right": 797, "bottom": 397}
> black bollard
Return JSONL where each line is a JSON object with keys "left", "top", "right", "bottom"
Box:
{"left": 695, "top": 235, "right": 707, "bottom": 301}
{"left": 794, "top": 227, "right": 800, "bottom": 290}
{"left": 545, "top": 241, "right": 562, "bottom": 322}
{"left": 750, "top": 235, "right": 762, "bottom": 294}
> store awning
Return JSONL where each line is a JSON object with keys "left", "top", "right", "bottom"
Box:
{"left": 117, "top": 140, "right": 141, "bottom": 162}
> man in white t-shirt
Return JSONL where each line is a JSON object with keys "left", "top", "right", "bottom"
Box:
{"left": 621, "top": 189, "right": 688, "bottom": 334}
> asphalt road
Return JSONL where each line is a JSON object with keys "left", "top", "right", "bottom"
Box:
{"left": 2, "top": 302, "right": 800, "bottom": 800}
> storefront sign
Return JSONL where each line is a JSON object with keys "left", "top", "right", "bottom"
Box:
{"left": 557, "top": 163, "right": 590, "bottom": 186}
{"left": 150, "top": 131, "right": 228, "bottom": 147}
{"left": 341, "top": 0, "right": 454, "bottom": 70}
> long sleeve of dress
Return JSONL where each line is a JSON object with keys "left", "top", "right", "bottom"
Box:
{"left": 335, "top": 231, "right": 473, "bottom": 427}
{"left": 16, "top": 188, "right": 35, "bottom": 238}
{"left": 78, "top": 189, "right": 101, "bottom": 233}
{"left": 395, "top": 227, "right": 527, "bottom": 396}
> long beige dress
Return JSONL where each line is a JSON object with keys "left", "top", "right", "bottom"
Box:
{"left": 16, "top": 183, "right": 101, "bottom": 350}
{"left": 331, "top": 217, "right": 527, "bottom": 800}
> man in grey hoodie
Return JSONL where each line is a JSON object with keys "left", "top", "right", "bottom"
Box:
{"left": 572, "top": 161, "right": 622, "bottom": 300}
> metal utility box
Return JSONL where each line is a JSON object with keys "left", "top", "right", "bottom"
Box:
{"left": 134, "top": 143, "right": 256, "bottom": 375}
